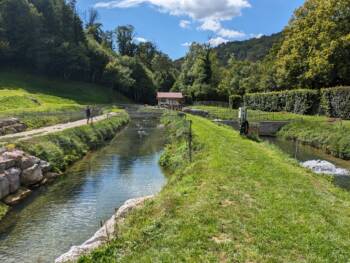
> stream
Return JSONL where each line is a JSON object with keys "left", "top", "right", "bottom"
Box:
{"left": 265, "top": 137, "right": 350, "bottom": 191}
{"left": 0, "top": 108, "right": 167, "bottom": 263}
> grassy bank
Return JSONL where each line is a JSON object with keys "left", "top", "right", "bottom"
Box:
{"left": 0, "top": 70, "right": 130, "bottom": 129}
{"left": 190, "top": 105, "right": 331, "bottom": 122}
{"left": 18, "top": 111, "right": 129, "bottom": 172}
{"left": 79, "top": 113, "right": 350, "bottom": 262}
{"left": 191, "top": 106, "right": 350, "bottom": 160}
{"left": 278, "top": 120, "right": 350, "bottom": 160}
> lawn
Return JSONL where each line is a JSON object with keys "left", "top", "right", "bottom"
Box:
{"left": 0, "top": 70, "right": 130, "bottom": 129}
{"left": 79, "top": 113, "right": 350, "bottom": 262}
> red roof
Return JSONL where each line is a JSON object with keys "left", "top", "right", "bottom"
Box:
{"left": 157, "top": 92, "right": 184, "bottom": 99}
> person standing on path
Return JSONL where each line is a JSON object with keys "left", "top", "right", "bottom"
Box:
{"left": 86, "top": 106, "right": 92, "bottom": 124}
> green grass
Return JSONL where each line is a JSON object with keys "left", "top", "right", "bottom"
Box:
{"left": 18, "top": 111, "right": 130, "bottom": 172}
{"left": 0, "top": 202, "right": 9, "bottom": 221}
{"left": 0, "top": 70, "right": 130, "bottom": 129}
{"left": 190, "top": 106, "right": 350, "bottom": 160}
{"left": 79, "top": 113, "right": 350, "bottom": 263}
{"left": 190, "top": 105, "right": 336, "bottom": 122}
{"left": 278, "top": 120, "right": 350, "bottom": 160}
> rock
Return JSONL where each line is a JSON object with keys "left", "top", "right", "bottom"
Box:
{"left": 21, "top": 164, "right": 43, "bottom": 186}
{"left": 0, "top": 157, "right": 15, "bottom": 170}
{"left": 12, "top": 123, "right": 27, "bottom": 133}
{"left": 4, "top": 168, "right": 21, "bottom": 193}
{"left": 0, "top": 174, "right": 10, "bottom": 199}
{"left": 20, "top": 156, "right": 40, "bottom": 170}
{"left": 3, "top": 188, "right": 32, "bottom": 205}
{"left": 55, "top": 196, "right": 154, "bottom": 263}
{"left": 2, "top": 150, "right": 25, "bottom": 166}
{"left": 44, "top": 172, "right": 60, "bottom": 180}
{"left": 39, "top": 160, "right": 51, "bottom": 173}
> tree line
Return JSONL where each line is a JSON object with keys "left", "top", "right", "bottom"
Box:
{"left": 0, "top": 0, "right": 178, "bottom": 103}
{"left": 174, "top": 0, "right": 350, "bottom": 102}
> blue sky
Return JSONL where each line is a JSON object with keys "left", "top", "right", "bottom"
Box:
{"left": 77, "top": 0, "right": 305, "bottom": 59}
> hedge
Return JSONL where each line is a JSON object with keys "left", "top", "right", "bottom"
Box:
{"left": 244, "top": 89, "right": 320, "bottom": 115}
{"left": 320, "top": 87, "right": 350, "bottom": 119}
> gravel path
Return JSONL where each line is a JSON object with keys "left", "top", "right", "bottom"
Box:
{"left": 0, "top": 113, "right": 117, "bottom": 142}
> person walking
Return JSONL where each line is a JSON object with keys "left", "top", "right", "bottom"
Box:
{"left": 86, "top": 106, "right": 91, "bottom": 124}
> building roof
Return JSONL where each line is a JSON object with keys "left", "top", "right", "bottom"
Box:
{"left": 157, "top": 92, "right": 184, "bottom": 99}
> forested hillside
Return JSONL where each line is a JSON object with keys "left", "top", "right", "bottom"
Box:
{"left": 174, "top": 0, "right": 350, "bottom": 102}
{"left": 0, "top": 0, "right": 178, "bottom": 103}
{"left": 214, "top": 33, "right": 282, "bottom": 65}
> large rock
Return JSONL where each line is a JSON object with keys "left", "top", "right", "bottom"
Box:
{"left": 0, "top": 174, "right": 10, "bottom": 199}
{"left": 55, "top": 196, "right": 154, "bottom": 263}
{"left": 21, "top": 164, "right": 43, "bottom": 186}
{"left": 20, "top": 155, "right": 40, "bottom": 170}
{"left": 0, "top": 157, "right": 15, "bottom": 171}
{"left": 5, "top": 168, "right": 21, "bottom": 193}
{"left": 3, "top": 188, "right": 32, "bottom": 205}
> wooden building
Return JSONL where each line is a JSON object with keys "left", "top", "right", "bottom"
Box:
{"left": 157, "top": 92, "right": 184, "bottom": 109}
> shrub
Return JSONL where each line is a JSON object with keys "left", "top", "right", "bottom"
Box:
{"left": 320, "top": 87, "right": 350, "bottom": 119}
{"left": 244, "top": 89, "right": 319, "bottom": 115}
{"left": 229, "top": 95, "right": 242, "bottom": 109}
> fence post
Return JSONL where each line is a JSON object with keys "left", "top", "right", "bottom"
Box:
{"left": 188, "top": 120, "right": 192, "bottom": 163}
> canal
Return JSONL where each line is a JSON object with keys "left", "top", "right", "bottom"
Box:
{"left": 0, "top": 109, "right": 167, "bottom": 263}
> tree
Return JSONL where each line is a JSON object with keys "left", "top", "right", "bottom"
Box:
{"left": 116, "top": 25, "right": 136, "bottom": 56}
{"left": 274, "top": 0, "right": 350, "bottom": 89}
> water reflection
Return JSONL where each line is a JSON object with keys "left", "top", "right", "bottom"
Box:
{"left": 0, "top": 109, "right": 166, "bottom": 263}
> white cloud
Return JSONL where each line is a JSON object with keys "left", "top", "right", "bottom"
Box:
{"left": 95, "top": 0, "right": 251, "bottom": 41}
{"left": 135, "top": 37, "right": 148, "bottom": 42}
{"left": 208, "top": 37, "right": 229, "bottom": 47}
{"left": 181, "top": 42, "right": 193, "bottom": 47}
{"left": 179, "top": 20, "right": 191, "bottom": 29}
{"left": 95, "top": 0, "right": 251, "bottom": 21}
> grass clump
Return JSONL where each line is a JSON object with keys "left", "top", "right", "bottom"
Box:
{"left": 79, "top": 115, "right": 350, "bottom": 263}
{"left": 17, "top": 112, "right": 129, "bottom": 172}
{"left": 0, "top": 202, "right": 9, "bottom": 221}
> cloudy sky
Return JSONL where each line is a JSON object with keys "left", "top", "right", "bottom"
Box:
{"left": 77, "top": 0, "right": 304, "bottom": 59}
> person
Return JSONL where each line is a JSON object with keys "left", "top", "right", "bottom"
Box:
{"left": 86, "top": 106, "right": 91, "bottom": 124}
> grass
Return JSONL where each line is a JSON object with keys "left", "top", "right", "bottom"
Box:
{"left": 18, "top": 111, "right": 130, "bottom": 172}
{"left": 190, "top": 105, "right": 336, "bottom": 122}
{"left": 278, "top": 120, "right": 350, "bottom": 160}
{"left": 0, "top": 202, "right": 9, "bottom": 221}
{"left": 0, "top": 70, "right": 130, "bottom": 129}
{"left": 79, "top": 113, "right": 350, "bottom": 263}
{"left": 190, "top": 106, "right": 350, "bottom": 160}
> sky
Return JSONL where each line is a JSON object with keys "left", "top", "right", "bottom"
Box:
{"left": 77, "top": 0, "right": 305, "bottom": 59}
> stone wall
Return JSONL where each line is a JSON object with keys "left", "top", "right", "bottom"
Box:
{"left": 0, "top": 149, "right": 59, "bottom": 206}
{"left": 0, "top": 118, "right": 27, "bottom": 136}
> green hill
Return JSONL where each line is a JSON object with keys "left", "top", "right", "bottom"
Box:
{"left": 0, "top": 70, "right": 130, "bottom": 129}
{"left": 214, "top": 32, "right": 282, "bottom": 65}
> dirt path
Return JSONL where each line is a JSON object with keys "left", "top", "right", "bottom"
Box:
{"left": 0, "top": 113, "right": 117, "bottom": 142}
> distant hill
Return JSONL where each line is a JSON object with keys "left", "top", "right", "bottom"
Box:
{"left": 214, "top": 32, "right": 283, "bottom": 65}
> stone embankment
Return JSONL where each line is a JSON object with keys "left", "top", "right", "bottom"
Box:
{"left": 0, "top": 118, "right": 26, "bottom": 136}
{"left": 55, "top": 196, "right": 154, "bottom": 263}
{"left": 0, "top": 149, "right": 59, "bottom": 206}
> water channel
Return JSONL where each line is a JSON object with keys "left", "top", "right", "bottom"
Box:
{"left": 0, "top": 109, "right": 167, "bottom": 263}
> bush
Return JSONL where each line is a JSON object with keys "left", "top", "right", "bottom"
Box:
{"left": 244, "top": 89, "right": 319, "bottom": 115}
{"left": 229, "top": 95, "right": 242, "bottom": 109}
{"left": 320, "top": 87, "right": 350, "bottom": 119}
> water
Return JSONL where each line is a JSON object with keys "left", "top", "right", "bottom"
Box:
{"left": 265, "top": 137, "right": 350, "bottom": 190}
{"left": 0, "top": 109, "right": 167, "bottom": 263}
